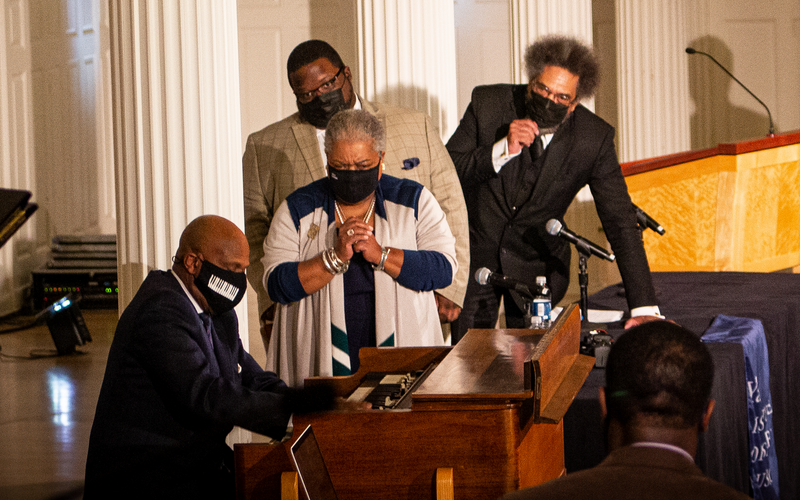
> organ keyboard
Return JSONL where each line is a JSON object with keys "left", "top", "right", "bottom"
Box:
{"left": 346, "top": 365, "right": 437, "bottom": 409}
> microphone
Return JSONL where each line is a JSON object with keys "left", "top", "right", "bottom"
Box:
{"left": 545, "top": 219, "right": 615, "bottom": 262}
{"left": 475, "top": 268, "right": 537, "bottom": 300}
{"left": 632, "top": 203, "right": 665, "bottom": 235}
{"left": 685, "top": 47, "right": 775, "bottom": 136}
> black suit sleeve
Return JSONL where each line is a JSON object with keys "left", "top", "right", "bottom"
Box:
{"left": 446, "top": 93, "right": 501, "bottom": 188}
{"left": 132, "top": 293, "right": 292, "bottom": 440}
{"left": 588, "top": 127, "right": 658, "bottom": 310}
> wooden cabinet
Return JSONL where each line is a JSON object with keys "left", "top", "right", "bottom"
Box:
{"left": 235, "top": 304, "right": 592, "bottom": 500}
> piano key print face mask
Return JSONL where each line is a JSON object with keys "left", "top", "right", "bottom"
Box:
{"left": 194, "top": 259, "right": 247, "bottom": 315}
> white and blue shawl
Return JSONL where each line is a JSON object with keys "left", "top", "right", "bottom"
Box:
{"left": 262, "top": 175, "right": 457, "bottom": 387}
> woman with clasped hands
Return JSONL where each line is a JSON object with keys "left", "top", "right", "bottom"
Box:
{"left": 262, "top": 109, "right": 457, "bottom": 387}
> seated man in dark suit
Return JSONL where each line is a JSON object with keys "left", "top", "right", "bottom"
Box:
{"left": 84, "top": 215, "right": 331, "bottom": 499}
{"left": 503, "top": 321, "right": 752, "bottom": 500}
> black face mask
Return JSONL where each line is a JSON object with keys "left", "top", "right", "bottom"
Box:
{"left": 194, "top": 259, "right": 247, "bottom": 315}
{"left": 525, "top": 90, "right": 570, "bottom": 129}
{"left": 297, "top": 88, "right": 347, "bottom": 129}
{"left": 328, "top": 163, "right": 380, "bottom": 204}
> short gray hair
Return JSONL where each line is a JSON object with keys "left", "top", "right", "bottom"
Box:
{"left": 324, "top": 109, "right": 386, "bottom": 155}
{"left": 525, "top": 35, "right": 599, "bottom": 100}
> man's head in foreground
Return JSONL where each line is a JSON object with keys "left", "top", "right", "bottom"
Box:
{"left": 600, "top": 320, "right": 715, "bottom": 457}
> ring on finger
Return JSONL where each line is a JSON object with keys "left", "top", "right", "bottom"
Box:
{"left": 346, "top": 228, "right": 355, "bottom": 237}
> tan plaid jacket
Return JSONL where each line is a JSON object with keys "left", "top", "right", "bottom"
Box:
{"left": 243, "top": 97, "right": 469, "bottom": 318}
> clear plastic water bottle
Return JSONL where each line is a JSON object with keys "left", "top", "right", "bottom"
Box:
{"left": 532, "top": 276, "right": 551, "bottom": 328}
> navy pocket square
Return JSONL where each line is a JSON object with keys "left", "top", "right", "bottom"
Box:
{"left": 402, "top": 157, "right": 420, "bottom": 170}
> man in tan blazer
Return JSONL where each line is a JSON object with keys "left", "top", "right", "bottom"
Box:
{"left": 243, "top": 40, "right": 469, "bottom": 343}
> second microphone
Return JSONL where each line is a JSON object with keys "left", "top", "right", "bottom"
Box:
{"left": 545, "top": 219, "right": 615, "bottom": 262}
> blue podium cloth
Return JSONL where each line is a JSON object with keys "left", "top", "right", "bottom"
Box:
{"left": 704, "top": 315, "right": 779, "bottom": 500}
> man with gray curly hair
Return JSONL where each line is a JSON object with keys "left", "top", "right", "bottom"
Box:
{"left": 447, "top": 34, "right": 662, "bottom": 343}
{"left": 524, "top": 35, "right": 600, "bottom": 101}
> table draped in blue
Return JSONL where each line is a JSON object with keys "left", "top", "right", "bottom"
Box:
{"left": 565, "top": 272, "right": 800, "bottom": 500}
{"left": 704, "top": 315, "right": 779, "bottom": 500}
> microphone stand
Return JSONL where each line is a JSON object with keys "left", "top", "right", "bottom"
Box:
{"left": 516, "top": 287, "right": 535, "bottom": 329}
{"left": 523, "top": 298, "right": 534, "bottom": 329}
{"left": 686, "top": 47, "right": 775, "bottom": 137}
{"left": 575, "top": 241, "right": 607, "bottom": 333}
{"left": 578, "top": 252, "right": 589, "bottom": 323}
{"left": 636, "top": 220, "right": 647, "bottom": 242}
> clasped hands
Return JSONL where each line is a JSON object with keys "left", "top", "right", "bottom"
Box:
{"left": 334, "top": 216, "right": 461, "bottom": 323}
{"left": 334, "top": 217, "right": 382, "bottom": 266}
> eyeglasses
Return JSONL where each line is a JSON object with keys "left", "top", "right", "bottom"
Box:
{"left": 294, "top": 67, "right": 344, "bottom": 103}
{"left": 532, "top": 81, "right": 575, "bottom": 106}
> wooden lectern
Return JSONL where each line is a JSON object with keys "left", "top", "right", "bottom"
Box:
{"left": 621, "top": 130, "right": 800, "bottom": 273}
{"left": 234, "top": 304, "right": 593, "bottom": 500}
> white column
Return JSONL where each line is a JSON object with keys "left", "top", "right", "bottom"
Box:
{"left": 0, "top": 0, "right": 37, "bottom": 316}
{"left": 356, "top": 0, "right": 458, "bottom": 139}
{"left": 510, "top": 0, "right": 593, "bottom": 90}
{"left": 615, "top": 0, "right": 691, "bottom": 162}
{"left": 109, "top": 0, "right": 245, "bottom": 318}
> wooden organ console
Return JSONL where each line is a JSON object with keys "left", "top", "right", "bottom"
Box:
{"left": 234, "top": 304, "right": 593, "bottom": 500}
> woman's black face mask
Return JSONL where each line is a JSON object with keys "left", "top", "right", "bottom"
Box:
{"left": 327, "top": 160, "right": 381, "bottom": 204}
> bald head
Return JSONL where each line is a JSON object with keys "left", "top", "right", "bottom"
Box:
{"left": 171, "top": 215, "right": 249, "bottom": 313}
{"left": 174, "top": 215, "right": 249, "bottom": 276}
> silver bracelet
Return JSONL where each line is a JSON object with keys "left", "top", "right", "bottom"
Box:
{"left": 322, "top": 247, "right": 349, "bottom": 275}
{"left": 328, "top": 248, "right": 346, "bottom": 270}
{"left": 321, "top": 248, "right": 337, "bottom": 274}
{"left": 372, "top": 247, "right": 391, "bottom": 271}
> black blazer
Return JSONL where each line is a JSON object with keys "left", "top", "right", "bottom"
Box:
{"left": 84, "top": 271, "right": 291, "bottom": 498}
{"left": 447, "top": 84, "right": 656, "bottom": 309}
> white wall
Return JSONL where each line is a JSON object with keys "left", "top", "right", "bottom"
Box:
{"left": 237, "top": 0, "right": 357, "bottom": 153}
{"left": 453, "top": 0, "right": 512, "bottom": 123}
{"left": 689, "top": 0, "right": 800, "bottom": 149}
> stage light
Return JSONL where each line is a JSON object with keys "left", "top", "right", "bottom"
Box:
{"left": 35, "top": 294, "right": 92, "bottom": 355}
